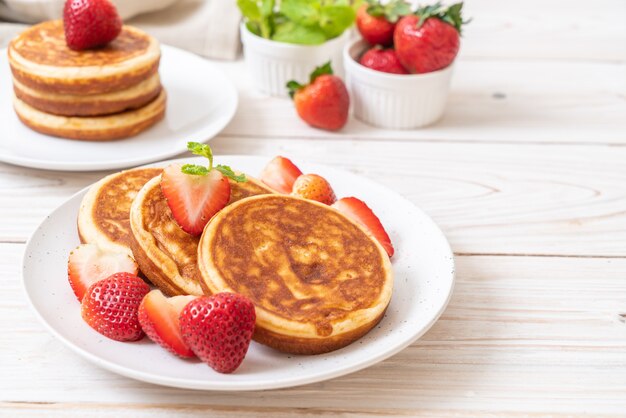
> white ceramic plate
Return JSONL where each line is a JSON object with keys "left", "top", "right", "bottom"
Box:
{"left": 0, "top": 45, "right": 237, "bottom": 171}
{"left": 22, "top": 156, "right": 455, "bottom": 391}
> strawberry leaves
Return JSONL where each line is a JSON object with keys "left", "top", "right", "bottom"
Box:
{"left": 415, "top": 2, "right": 469, "bottom": 34}
{"left": 182, "top": 142, "right": 247, "bottom": 183}
{"left": 365, "top": 0, "right": 411, "bottom": 23}
{"left": 286, "top": 61, "right": 333, "bottom": 99}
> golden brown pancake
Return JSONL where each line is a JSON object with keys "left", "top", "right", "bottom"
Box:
{"left": 78, "top": 168, "right": 162, "bottom": 256}
{"left": 8, "top": 20, "right": 160, "bottom": 95}
{"left": 13, "top": 73, "right": 162, "bottom": 116}
{"left": 13, "top": 89, "right": 167, "bottom": 141}
{"left": 197, "top": 195, "right": 393, "bottom": 355}
{"left": 129, "top": 174, "right": 274, "bottom": 296}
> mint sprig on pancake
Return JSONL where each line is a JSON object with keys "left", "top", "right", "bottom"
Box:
{"left": 182, "top": 142, "right": 247, "bottom": 183}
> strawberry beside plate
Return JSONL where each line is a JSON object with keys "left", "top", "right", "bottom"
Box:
{"left": 22, "top": 156, "right": 454, "bottom": 390}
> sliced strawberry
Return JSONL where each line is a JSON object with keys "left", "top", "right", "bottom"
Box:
{"left": 139, "top": 290, "right": 197, "bottom": 358}
{"left": 260, "top": 156, "right": 303, "bottom": 194}
{"left": 161, "top": 164, "right": 230, "bottom": 236}
{"left": 333, "top": 197, "right": 394, "bottom": 258}
{"left": 291, "top": 174, "right": 336, "bottom": 205}
{"left": 68, "top": 243, "right": 138, "bottom": 301}
{"left": 161, "top": 142, "right": 247, "bottom": 236}
{"left": 81, "top": 272, "right": 150, "bottom": 342}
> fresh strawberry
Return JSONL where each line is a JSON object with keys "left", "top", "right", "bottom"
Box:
{"left": 394, "top": 2, "right": 468, "bottom": 74}
{"left": 291, "top": 174, "right": 336, "bottom": 205}
{"left": 63, "top": 0, "right": 122, "bottom": 51}
{"left": 161, "top": 142, "right": 246, "bottom": 236}
{"left": 81, "top": 272, "right": 150, "bottom": 342}
{"left": 67, "top": 243, "right": 138, "bottom": 301}
{"left": 139, "top": 290, "right": 197, "bottom": 358}
{"left": 333, "top": 197, "right": 394, "bottom": 258}
{"left": 180, "top": 293, "right": 256, "bottom": 374}
{"left": 356, "top": 0, "right": 411, "bottom": 46}
{"left": 359, "top": 47, "right": 409, "bottom": 74}
{"left": 286, "top": 62, "right": 349, "bottom": 131}
{"left": 260, "top": 156, "right": 302, "bottom": 194}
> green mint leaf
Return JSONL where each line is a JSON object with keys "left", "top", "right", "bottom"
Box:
{"left": 319, "top": 4, "right": 356, "bottom": 38}
{"left": 280, "top": 0, "right": 320, "bottom": 26}
{"left": 286, "top": 80, "right": 305, "bottom": 99}
{"left": 271, "top": 21, "right": 326, "bottom": 45}
{"left": 216, "top": 165, "right": 247, "bottom": 183}
{"left": 309, "top": 61, "right": 333, "bottom": 83}
{"left": 181, "top": 164, "right": 209, "bottom": 176}
{"left": 237, "top": 0, "right": 262, "bottom": 21}
{"left": 245, "top": 21, "right": 262, "bottom": 36}
{"left": 187, "top": 142, "right": 214, "bottom": 169}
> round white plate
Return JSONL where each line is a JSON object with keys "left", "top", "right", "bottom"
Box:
{"left": 0, "top": 45, "right": 237, "bottom": 171}
{"left": 22, "top": 156, "right": 455, "bottom": 391}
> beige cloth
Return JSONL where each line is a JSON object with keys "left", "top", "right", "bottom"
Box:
{"left": 0, "top": 0, "right": 241, "bottom": 60}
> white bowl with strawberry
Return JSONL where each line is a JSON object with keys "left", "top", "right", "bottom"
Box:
{"left": 344, "top": 1, "right": 467, "bottom": 129}
{"left": 238, "top": 0, "right": 356, "bottom": 97}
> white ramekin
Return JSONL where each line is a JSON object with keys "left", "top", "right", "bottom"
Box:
{"left": 344, "top": 38, "right": 454, "bottom": 129}
{"left": 240, "top": 24, "right": 350, "bottom": 97}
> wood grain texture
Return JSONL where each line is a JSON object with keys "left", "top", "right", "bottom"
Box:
{"left": 2, "top": 242, "right": 625, "bottom": 415}
{"left": 221, "top": 60, "right": 626, "bottom": 145}
{"left": 460, "top": 0, "right": 626, "bottom": 62}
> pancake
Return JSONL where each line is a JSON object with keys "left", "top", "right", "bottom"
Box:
{"left": 197, "top": 195, "right": 393, "bottom": 355}
{"left": 13, "top": 73, "right": 162, "bottom": 116}
{"left": 8, "top": 20, "right": 160, "bottom": 95}
{"left": 78, "top": 168, "right": 162, "bottom": 256}
{"left": 129, "top": 174, "right": 274, "bottom": 296}
{"left": 13, "top": 89, "right": 166, "bottom": 141}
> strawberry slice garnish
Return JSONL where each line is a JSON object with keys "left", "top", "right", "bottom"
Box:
{"left": 139, "top": 290, "right": 197, "bottom": 358}
{"left": 68, "top": 243, "right": 138, "bottom": 301}
{"left": 161, "top": 142, "right": 246, "bottom": 236}
{"left": 260, "top": 156, "right": 303, "bottom": 194}
{"left": 333, "top": 197, "right": 394, "bottom": 258}
{"left": 291, "top": 173, "right": 337, "bottom": 205}
{"left": 81, "top": 272, "right": 150, "bottom": 342}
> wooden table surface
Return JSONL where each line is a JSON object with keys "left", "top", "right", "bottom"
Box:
{"left": 2, "top": 0, "right": 626, "bottom": 416}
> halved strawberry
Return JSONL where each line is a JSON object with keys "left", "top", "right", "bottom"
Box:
{"left": 333, "top": 197, "right": 394, "bottom": 258}
{"left": 68, "top": 243, "right": 138, "bottom": 301}
{"left": 260, "top": 156, "right": 303, "bottom": 194}
{"left": 161, "top": 142, "right": 246, "bottom": 236}
{"left": 291, "top": 173, "right": 336, "bottom": 205}
{"left": 139, "top": 290, "right": 197, "bottom": 358}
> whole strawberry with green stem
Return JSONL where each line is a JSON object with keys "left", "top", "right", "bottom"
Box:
{"left": 356, "top": 0, "right": 411, "bottom": 46}
{"left": 286, "top": 62, "right": 349, "bottom": 131}
{"left": 394, "top": 2, "right": 469, "bottom": 74}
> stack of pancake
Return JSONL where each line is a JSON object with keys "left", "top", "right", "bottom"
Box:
{"left": 8, "top": 20, "right": 165, "bottom": 141}
{"left": 77, "top": 167, "right": 393, "bottom": 355}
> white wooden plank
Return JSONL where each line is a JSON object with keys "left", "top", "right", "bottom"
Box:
{"left": 3, "top": 242, "right": 626, "bottom": 415}
{"left": 461, "top": 0, "right": 626, "bottom": 62}
{"left": 219, "top": 59, "right": 626, "bottom": 144}
{"left": 4, "top": 138, "right": 623, "bottom": 256}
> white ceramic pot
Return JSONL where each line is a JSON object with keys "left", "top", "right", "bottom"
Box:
{"left": 344, "top": 38, "right": 454, "bottom": 129}
{"left": 240, "top": 24, "right": 350, "bottom": 97}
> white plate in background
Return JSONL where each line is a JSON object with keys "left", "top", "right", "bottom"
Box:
{"left": 0, "top": 45, "right": 237, "bottom": 171}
